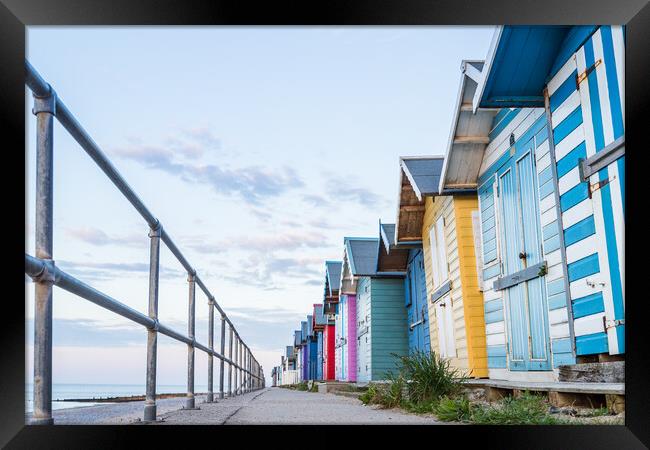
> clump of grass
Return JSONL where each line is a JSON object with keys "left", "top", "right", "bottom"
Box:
{"left": 392, "top": 350, "right": 467, "bottom": 404}
{"left": 470, "top": 392, "right": 559, "bottom": 425}
{"left": 295, "top": 382, "right": 309, "bottom": 391}
{"left": 359, "top": 375, "right": 405, "bottom": 409}
{"left": 434, "top": 396, "right": 472, "bottom": 422}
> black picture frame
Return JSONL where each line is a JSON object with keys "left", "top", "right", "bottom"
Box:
{"left": 2, "top": 0, "right": 647, "bottom": 447}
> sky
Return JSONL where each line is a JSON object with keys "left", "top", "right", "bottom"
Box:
{"left": 25, "top": 26, "right": 495, "bottom": 388}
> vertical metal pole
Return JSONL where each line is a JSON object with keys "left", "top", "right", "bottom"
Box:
{"left": 144, "top": 222, "right": 161, "bottom": 422}
{"left": 185, "top": 272, "right": 196, "bottom": 409}
{"left": 219, "top": 315, "right": 225, "bottom": 399}
{"left": 31, "top": 88, "right": 56, "bottom": 425}
{"left": 228, "top": 326, "right": 233, "bottom": 397}
{"left": 234, "top": 335, "right": 239, "bottom": 395}
{"left": 238, "top": 340, "right": 243, "bottom": 394}
{"left": 207, "top": 296, "right": 214, "bottom": 403}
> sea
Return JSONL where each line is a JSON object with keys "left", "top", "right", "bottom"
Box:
{"left": 25, "top": 383, "right": 211, "bottom": 412}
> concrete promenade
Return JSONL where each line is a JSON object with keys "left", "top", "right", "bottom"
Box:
{"left": 51, "top": 388, "right": 444, "bottom": 425}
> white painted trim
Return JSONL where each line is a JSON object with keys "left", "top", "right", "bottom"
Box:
{"left": 551, "top": 90, "right": 581, "bottom": 127}
{"left": 594, "top": 32, "right": 625, "bottom": 311}
{"left": 537, "top": 152, "right": 551, "bottom": 172}
{"left": 575, "top": 48, "right": 597, "bottom": 159}
{"left": 541, "top": 204, "right": 558, "bottom": 227}
{"left": 535, "top": 139, "right": 550, "bottom": 161}
{"left": 481, "top": 109, "right": 539, "bottom": 176}
{"left": 561, "top": 199, "right": 592, "bottom": 228}
{"left": 549, "top": 307, "right": 569, "bottom": 326}
{"left": 486, "top": 321, "right": 505, "bottom": 335}
{"left": 570, "top": 277, "right": 604, "bottom": 302}
{"left": 547, "top": 54, "right": 577, "bottom": 95}
{"left": 486, "top": 332, "right": 505, "bottom": 346}
{"left": 400, "top": 158, "right": 423, "bottom": 201}
{"left": 472, "top": 26, "right": 502, "bottom": 113}
{"left": 550, "top": 322, "right": 570, "bottom": 339}
{"left": 488, "top": 368, "right": 559, "bottom": 382}
{"left": 573, "top": 312, "right": 606, "bottom": 337}
{"left": 554, "top": 125, "right": 585, "bottom": 161}
{"left": 566, "top": 235, "right": 598, "bottom": 264}
{"left": 540, "top": 194, "right": 556, "bottom": 216}
{"left": 558, "top": 167, "right": 581, "bottom": 195}
{"left": 576, "top": 45, "right": 618, "bottom": 354}
{"left": 611, "top": 26, "right": 625, "bottom": 124}
{"left": 593, "top": 29, "right": 615, "bottom": 145}
{"left": 546, "top": 263, "right": 564, "bottom": 282}
{"left": 546, "top": 250, "right": 562, "bottom": 268}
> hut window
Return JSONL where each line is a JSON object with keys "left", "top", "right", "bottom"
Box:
{"left": 429, "top": 215, "right": 449, "bottom": 288}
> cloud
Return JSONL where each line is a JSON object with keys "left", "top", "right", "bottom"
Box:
{"left": 302, "top": 194, "right": 332, "bottom": 208}
{"left": 249, "top": 207, "right": 273, "bottom": 222}
{"left": 25, "top": 318, "right": 145, "bottom": 347}
{"left": 223, "top": 230, "right": 330, "bottom": 252}
{"left": 65, "top": 227, "right": 145, "bottom": 247}
{"left": 55, "top": 259, "right": 185, "bottom": 283}
{"left": 325, "top": 176, "right": 389, "bottom": 209}
{"left": 181, "top": 128, "right": 222, "bottom": 151}
{"left": 111, "top": 140, "right": 304, "bottom": 205}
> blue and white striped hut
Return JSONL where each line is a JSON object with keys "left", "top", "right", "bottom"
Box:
{"left": 440, "top": 26, "right": 624, "bottom": 382}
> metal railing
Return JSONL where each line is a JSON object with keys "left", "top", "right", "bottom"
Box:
{"left": 24, "top": 60, "right": 265, "bottom": 425}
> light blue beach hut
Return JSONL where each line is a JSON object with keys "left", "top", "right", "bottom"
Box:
{"left": 341, "top": 237, "right": 408, "bottom": 382}
{"left": 377, "top": 222, "right": 431, "bottom": 354}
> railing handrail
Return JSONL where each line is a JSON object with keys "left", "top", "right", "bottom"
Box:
{"left": 25, "top": 254, "right": 262, "bottom": 377}
{"left": 25, "top": 60, "right": 241, "bottom": 333}
{"left": 25, "top": 59, "right": 265, "bottom": 424}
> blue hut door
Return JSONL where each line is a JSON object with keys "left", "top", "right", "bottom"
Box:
{"left": 407, "top": 249, "right": 430, "bottom": 354}
{"left": 498, "top": 140, "right": 551, "bottom": 371}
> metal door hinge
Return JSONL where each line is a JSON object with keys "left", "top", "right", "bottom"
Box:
{"left": 576, "top": 59, "right": 602, "bottom": 88}
{"left": 588, "top": 175, "right": 616, "bottom": 198}
{"left": 603, "top": 318, "right": 625, "bottom": 331}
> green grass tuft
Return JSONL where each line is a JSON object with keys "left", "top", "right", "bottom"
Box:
{"left": 470, "top": 392, "right": 559, "bottom": 425}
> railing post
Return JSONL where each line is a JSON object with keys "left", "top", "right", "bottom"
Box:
{"left": 234, "top": 335, "right": 239, "bottom": 395}
{"left": 144, "top": 222, "right": 162, "bottom": 422}
{"left": 206, "top": 296, "right": 215, "bottom": 403}
{"left": 228, "top": 325, "right": 233, "bottom": 398}
{"left": 185, "top": 271, "right": 197, "bottom": 410}
{"left": 219, "top": 315, "right": 225, "bottom": 399}
{"left": 31, "top": 87, "right": 56, "bottom": 425}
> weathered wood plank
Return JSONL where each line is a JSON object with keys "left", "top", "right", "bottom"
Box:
{"left": 558, "top": 361, "right": 624, "bottom": 383}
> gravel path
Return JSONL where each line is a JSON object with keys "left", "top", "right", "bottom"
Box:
{"left": 49, "top": 394, "right": 210, "bottom": 425}
{"left": 153, "top": 387, "right": 444, "bottom": 425}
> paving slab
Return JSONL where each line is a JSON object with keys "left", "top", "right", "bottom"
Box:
{"left": 156, "top": 387, "right": 444, "bottom": 425}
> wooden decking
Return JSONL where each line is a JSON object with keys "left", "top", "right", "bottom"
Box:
{"left": 462, "top": 378, "right": 624, "bottom": 395}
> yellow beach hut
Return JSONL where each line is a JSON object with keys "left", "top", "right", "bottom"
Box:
{"left": 396, "top": 155, "right": 488, "bottom": 378}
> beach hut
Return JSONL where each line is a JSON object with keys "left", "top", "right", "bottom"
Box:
{"left": 340, "top": 237, "right": 408, "bottom": 382}
{"left": 294, "top": 329, "right": 303, "bottom": 382}
{"left": 301, "top": 320, "right": 309, "bottom": 381}
{"left": 322, "top": 261, "right": 341, "bottom": 381}
{"left": 454, "top": 26, "right": 625, "bottom": 379}
{"left": 313, "top": 304, "right": 327, "bottom": 380}
{"left": 305, "top": 314, "right": 318, "bottom": 380}
{"left": 378, "top": 221, "right": 431, "bottom": 355}
{"left": 396, "top": 154, "right": 488, "bottom": 378}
